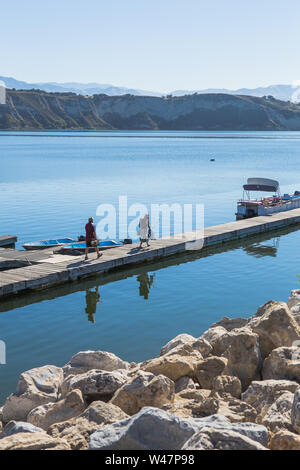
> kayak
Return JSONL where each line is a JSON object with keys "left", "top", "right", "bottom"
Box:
{"left": 23, "top": 237, "right": 75, "bottom": 250}
{"left": 61, "top": 240, "right": 122, "bottom": 252}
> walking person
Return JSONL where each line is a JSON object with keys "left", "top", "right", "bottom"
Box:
{"left": 138, "top": 213, "right": 151, "bottom": 249}
{"left": 85, "top": 217, "right": 102, "bottom": 260}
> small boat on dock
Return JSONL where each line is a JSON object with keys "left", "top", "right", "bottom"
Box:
{"left": 236, "top": 178, "right": 300, "bottom": 220}
{"left": 23, "top": 238, "right": 75, "bottom": 251}
{"left": 61, "top": 240, "right": 122, "bottom": 252}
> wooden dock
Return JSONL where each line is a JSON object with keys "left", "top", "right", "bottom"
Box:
{"left": 1, "top": 208, "right": 300, "bottom": 298}
{"left": 0, "top": 235, "right": 17, "bottom": 248}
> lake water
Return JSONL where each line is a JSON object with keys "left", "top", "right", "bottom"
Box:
{"left": 1, "top": 130, "right": 300, "bottom": 403}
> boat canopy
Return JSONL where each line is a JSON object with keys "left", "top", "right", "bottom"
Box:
{"left": 243, "top": 178, "right": 279, "bottom": 193}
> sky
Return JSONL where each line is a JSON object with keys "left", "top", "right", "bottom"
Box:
{"left": 1, "top": 0, "right": 300, "bottom": 92}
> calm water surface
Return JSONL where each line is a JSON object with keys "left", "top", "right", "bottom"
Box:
{"left": 1, "top": 130, "right": 300, "bottom": 402}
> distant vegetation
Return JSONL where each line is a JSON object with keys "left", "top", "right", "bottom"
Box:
{"left": 1, "top": 89, "right": 300, "bottom": 130}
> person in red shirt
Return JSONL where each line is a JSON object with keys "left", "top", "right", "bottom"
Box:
{"left": 85, "top": 217, "right": 102, "bottom": 260}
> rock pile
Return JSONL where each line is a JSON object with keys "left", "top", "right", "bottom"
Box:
{"left": 2, "top": 296, "right": 300, "bottom": 450}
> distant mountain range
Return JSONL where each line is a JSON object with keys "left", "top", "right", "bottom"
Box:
{"left": 2, "top": 89, "right": 300, "bottom": 131}
{"left": 0, "top": 76, "right": 160, "bottom": 97}
{"left": 0, "top": 76, "right": 300, "bottom": 102}
{"left": 171, "top": 85, "right": 300, "bottom": 102}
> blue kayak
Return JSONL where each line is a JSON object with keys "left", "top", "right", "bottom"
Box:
{"left": 61, "top": 240, "right": 122, "bottom": 251}
{"left": 23, "top": 237, "right": 76, "bottom": 250}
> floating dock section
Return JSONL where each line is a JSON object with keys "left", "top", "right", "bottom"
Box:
{"left": 0, "top": 235, "right": 17, "bottom": 248}
{"left": 1, "top": 209, "right": 300, "bottom": 298}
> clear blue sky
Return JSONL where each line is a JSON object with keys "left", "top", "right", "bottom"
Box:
{"left": 1, "top": 0, "right": 300, "bottom": 92}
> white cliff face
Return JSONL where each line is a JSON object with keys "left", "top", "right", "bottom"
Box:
{"left": 93, "top": 94, "right": 260, "bottom": 120}
{"left": 2, "top": 89, "right": 300, "bottom": 130}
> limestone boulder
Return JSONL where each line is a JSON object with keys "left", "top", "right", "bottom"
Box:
{"left": 162, "top": 390, "right": 217, "bottom": 419}
{"left": 110, "top": 371, "right": 175, "bottom": 415}
{"left": 249, "top": 301, "right": 300, "bottom": 359}
{"left": 211, "top": 316, "right": 248, "bottom": 332}
{"left": 182, "top": 427, "right": 267, "bottom": 450}
{"left": 261, "top": 392, "right": 294, "bottom": 433}
{"left": 63, "top": 350, "right": 129, "bottom": 377}
{"left": 89, "top": 407, "right": 201, "bottom": 450}
{"left": 212, "top": 327, "right": 262, "bottom": 390}
{"left": 290, "top": 304, "right": 300, "bottom": 325}
{"left": 212, "top": 375, "right": 242, "bottom": 399}
{"left": 201, "top": 326, "right": 227, "bottom": 353}
{"left": 242, "top": 379, "right": 298, "bottom": 421}
{"left": 288, "top": 290, "right": 300, "bottom": 309}
{"left": 89, "top": 408, "right": 268, "bottom": 450}
{"left": 270, "top": 430, "right": 300, "bottom": 450}
{"left": 250, "top": 300, "right": 278, "bottom": 320}
{"left": 195, "top": 357, "right": 228, "bottom": 389}
{"left": 161, "top": 388, "right": 256, "bottom": 424}
{"left": 3, "top": 421, "right": 44, "bottom": 436}
{"left": 291, "top": 386, "right": 300, "bottom": 433}
{"left": 214, "top": 395, "right": 257, "bottom": 423}
{"left": 174, "top": 376, "right": 197, "bottom": 394}
{"left": 2, "top": 365, "right": 63, "bottom": 423}
{"left": 160, "top": 334, "right": 212, "bottom": 358}
{"left": 0, "top": 432, "right": 71, "bottom": 450}
{"left": 79, "top": 400, "right": 129, "bottom": 425}
{"left": 48, "top": 401, "right": 128, "bottom": 450}
{"left": 141, "top": 354, "right": 198, "bottom": 382}
{"left": 61, "top": 369, "right": 129, "bottom": 401}
{"left": 27, "top": 389, "right": 85, "bottom": 430}
{"left": 262, "top": 347, "right": 300, "bottom": 381}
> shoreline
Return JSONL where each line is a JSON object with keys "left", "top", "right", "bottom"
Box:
{"left": 1, "top": 293, "right": 300, "bottom": 450}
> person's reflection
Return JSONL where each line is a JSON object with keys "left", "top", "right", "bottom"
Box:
{"left": 85, "top": 287, "right": 100, "bottom": 323}
{"left": 137, "top": 272, "right": 155, "bottom": 300}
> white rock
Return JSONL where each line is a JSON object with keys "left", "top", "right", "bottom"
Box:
{"left": 110, "top": 370, "right": 175, "bottom": 415}
{"left": 63, "top": 350, "right": 129, "bottom": 377}
{"left": 27, "top": 389, "right": 85, "bottom": 430}
{"left": 89, "top": 407, "right": 268, "bottom": 450}
{"left": 262, "top": 347, "right": 300, "bottom": 381}
{"left": 174, "top": 376, "right": 197, "bottom": 393}
{"left": 261, "top": 392, "right": 294, "bottom": 433}
{"left": 160, "top": 334, "right": 212, "bottom": 357}
{"left": 0, "top": 432, "right": 71, "bottom": 450}
{"left": 61, "top": 369, "right": 129, "bottom": 400}
{"left": 211, "top": 317, "right": 248, "bottom": 332}
{"left": 212, "top": 327, "right": 262, "bottom": 390}
{"left": 3, "top": 421, "right": 44, "bottom": 436}
{"left": 249, "top": 301, "right": 300, "bottom": 359}
{"left": 2, "top": 365, "right": 63, "bottom": 422}
{"left": 201, "top": 326, "right": 227, "bottom": 352}
{"left": 182, "top": 426, "right": 267, "bottom": 450}
{"left": 242, "top": 379, "right": 298, "bottom": 420}
{"left": 291, "top": 386, "right": 300, "bottom": 433}
{"left": 288, "top": 290, "right": 300, "bottom": 309}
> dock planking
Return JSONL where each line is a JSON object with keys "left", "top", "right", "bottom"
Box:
{"left": 0, "top": 235, "right": 17, "bottom": 249}
{"left": 2, "top": 208, "right": 300, "bottom": 298}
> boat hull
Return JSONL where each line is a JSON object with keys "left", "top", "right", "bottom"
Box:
{"left": 61, "top": 240, "right": 122, "bottom": 252}
{"left": 23, "top": 238, "right": 75, "bottom": 250}
{"left": 236, "top": 196, "right": 300, "bottom": 220}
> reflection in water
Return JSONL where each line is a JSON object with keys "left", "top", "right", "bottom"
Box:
{"left": 137, "top": 272, "right": 155, "bottom": 300}
{"left": 85, "top": 287, "right": 100, "bottom": 323}
{"left": 243, "top": 237, "right": 280, "bottom": 258}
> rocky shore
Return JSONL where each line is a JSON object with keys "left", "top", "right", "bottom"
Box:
{"left": 2, "top": 291, "right": 300, "bottom": 450}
